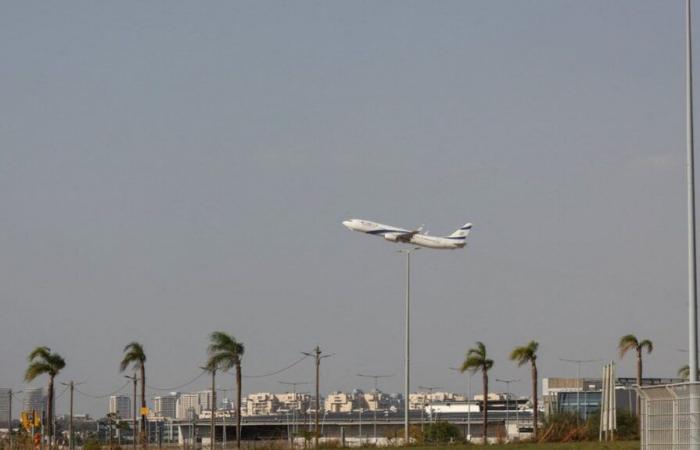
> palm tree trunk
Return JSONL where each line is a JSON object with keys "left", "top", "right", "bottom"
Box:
{"left": 532, "top": 362, "right": 538, "bottom": 440}
{"left": 636, "top": 350, "right": 643, "bottom": 386}
{"left": 140, "top": 365, "right": 147, "bottom": 449}
{"left": 236, "top": 362, "right": 242, "bottom": 449}
{"left": 637, "top": 350, "right": 643, "bottom": 417}
{"left": 482, "top": 369, "right": 488, "bottom": 444}
{"left": 47, "top": 376, "right": 54, "bottom": 450}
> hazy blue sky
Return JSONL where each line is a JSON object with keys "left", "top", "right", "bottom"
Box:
{"left": 0, "top": 1, "right": 693, "bottom": 416}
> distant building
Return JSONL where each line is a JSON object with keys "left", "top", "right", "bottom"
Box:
{"left": 275, "top": 392, "right": 311, "bottom": 413}
{"left": 152, "top": 393, "right": 179, "bottom": 419}
{"left": 23, "top": 389, "right": 45, "bottom": 415}
{"left": 473, "top": 392, "right": 506, "bottom": 402}
{"left": 0, "top": 389, "right": 11, "bottom": 425}
{"left": 246, "top": 393, "right": 279, "bottom": 416}
{"left": 109, "top": 395, "right": 131, "bottom": 420}
{"left": 324, "top": 392, "right": 358, "bottom": 413}
{"left": 176, "top": 391, "right": 212, "bottom": 419}
{"left": 360, "top": 390, "right": 392, "bottom": 411}
{"left": 543, "top": 377, "right": 682, "bottom": 418}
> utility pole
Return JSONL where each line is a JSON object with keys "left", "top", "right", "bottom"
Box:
{"left": 60, "top": 381, "right": 83, "bottom": 450}
{"left": 8, "top": 389, "right": 12, "bottom": 450}
{"left": 200, "top": 367, "right": 216, "bottom": 450}
{"left": 302, "top": 347, "right": 331, "bottom": 449}
{"left": 357, "top": 374, "right": 393, "bottom": 444}
{"left": 125, "top": 374, "right": 138, "bottom": 450}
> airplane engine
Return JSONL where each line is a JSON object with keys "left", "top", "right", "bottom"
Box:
{"left": 383, "top": 233, "right": 400, "bottom": 242}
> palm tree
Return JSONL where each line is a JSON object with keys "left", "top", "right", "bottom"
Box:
{"left": 119, "top": 342, "right": 147, "bottom": 442}
{"left": 678, "top": 364, "right": 700, "bottom": 381}
{"left": 207, "top": 332, "right": 244, "bottom": 449}
{"left": 25, "top": 346, "right": 66, "bottom": 449}
{"left": 510, "top": 341, "right": 539, "bottom": 440}
{"left": 619, "top": 334, "right": 653, "bottom": 416}
{"left": 460, "top": 342, "right": 494, "bottom": 443}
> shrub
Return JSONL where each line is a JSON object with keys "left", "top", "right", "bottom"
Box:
{"left": 83, "top": 438, "right": 102, "bottom": 450}
{"left": 424, "top": 421, "right": 461, "bottom": 444}
{"left": 539, "top": 411, "right": 588, "bottom": 442}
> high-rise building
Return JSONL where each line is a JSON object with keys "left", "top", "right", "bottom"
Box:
{"left": 152, "top": 392, "right": 179, "bottom": 419}
{"left": 109, "top": 395, "right": 131, "bottom": 420}
{"left": 23, "top": 389, "right": 45, "bottom": 415}
{"left": 176, "top": 391, "right": 212, "bottom": 419}
{"left": 0, "top": 389, "right": 11, "bottom": 426}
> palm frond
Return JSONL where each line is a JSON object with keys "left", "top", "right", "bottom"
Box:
{"left": 28, "top": 346, "right": 51, "bottom": 362}
{"left": 639, "top": 339, "right": 653, "bottom": 354}
{"left": 461, "top": 341, "right": 492, "bottom": 374}
{"left": 510, "top": 341, "right": 539, "bottom": 367}
{"left": 207, "top": 332, "right": 244, "bottom": 372}
{"left": 119, "top": 342, "right": 146, "bottom": 372}
{"left": 618, "top": 334, "right": 639, "bottom": 359}
{"left": 25, "top": 346, "right": 65, "bottom": 381}
{"left": 25, "top": 362, "right": 52, "bottom": 382}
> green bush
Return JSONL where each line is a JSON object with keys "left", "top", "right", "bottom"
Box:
{"left": 83, "top": 437, "right": 102, "bottom": 450}
{"left": 585, "top": 411, "right": 639, "bottom": 441}
{"left": 423, "top": 421, "right": 462, "bottom": 443}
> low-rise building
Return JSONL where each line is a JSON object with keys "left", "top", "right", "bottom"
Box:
{"left": 324, "top": 391, "right": 358, "bottom": 413}
{"left": 246, "top": 393, "right": 279, "bottom": 416}
{"left": 275, "top": 392, "right": 311, "bottom": 413}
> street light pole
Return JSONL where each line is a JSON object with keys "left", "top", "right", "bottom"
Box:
{"left": 558, "top": 358, "right": 600, "bottom": 422}
{"left": 398, "top": 247, "right": 419, "bottom": 444}
{"left": 357, "top": 374, "right": 393, "bottom": 444}
{"left": 417, "top": 386, "right": 442, "bottom": 431}
{"left": 687, "top": 0, "right": 699, "bottom": 386}
{"left": 279, "top": 381, "right": 308, "bottom": 446}
{"left": 449, "top": 367, "right": 475, "bottom": 441}
{"left": 495, "top": 378, "right": 520, "bottom": 440}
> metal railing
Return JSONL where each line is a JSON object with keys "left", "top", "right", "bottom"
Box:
{"left": 638, "top": 382, "right": 700, "bottom": 450}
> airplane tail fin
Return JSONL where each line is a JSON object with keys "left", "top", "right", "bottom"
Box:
{"left": 448, "top": 223, "right": 472, "bottom": 239}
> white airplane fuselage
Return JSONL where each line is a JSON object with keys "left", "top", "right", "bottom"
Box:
{"left": 342, "top": 219, "right": 471, "bottom": 250}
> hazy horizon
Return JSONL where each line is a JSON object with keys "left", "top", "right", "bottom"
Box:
{"left": 1, "top": 0, "right": 694, "bottom": 417}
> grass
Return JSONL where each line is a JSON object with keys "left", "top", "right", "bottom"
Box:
{"left": 400, "top": 442, "right": 638, "bottom": 450}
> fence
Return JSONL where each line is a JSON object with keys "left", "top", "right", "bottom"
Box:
{"left": 638, "top": 382, "right": 700, "bottom": 450}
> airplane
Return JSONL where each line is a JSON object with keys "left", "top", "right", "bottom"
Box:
{"left": 342, "top": 219, "right": 472, "bottom": 250}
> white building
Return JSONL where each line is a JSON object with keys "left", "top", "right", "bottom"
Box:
{"left": 246, "top": 393, "right": 279, "bottom": 416}
{"left": 23, "top": 389, "right": 45, "bottom": 415}
{"left": 0, "top": 389, "right": 11, "bottom": 425}
{"left": 324, "top": 392, "right": 358, "bottom": 413}
{"left": 152, "top": 393, "right": 179, "bottom": 419}
{"left": 275, "top": 392, "right": 311, "bottom": 413}
{"left": 176, "top": 391, "right": 212, "bottom": 419}
{"left": 109, "top": 395, "right": 131, "bottom": 420}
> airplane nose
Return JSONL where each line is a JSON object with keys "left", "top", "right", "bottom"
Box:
{"left": 342, "top": 220, "right": 353, "bottom": 229}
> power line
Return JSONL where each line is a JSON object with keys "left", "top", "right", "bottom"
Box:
{"left": 54, "top": 385, "right": 69, "bottom": 400}
{"left": 146, "top": 370, "right": 207, "bottom": 391}
{"left": 243, "top": 354, "right": 310, "bottom": 379}
{"left": 74, "top": 381, "right": 130, "bottom": 399}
